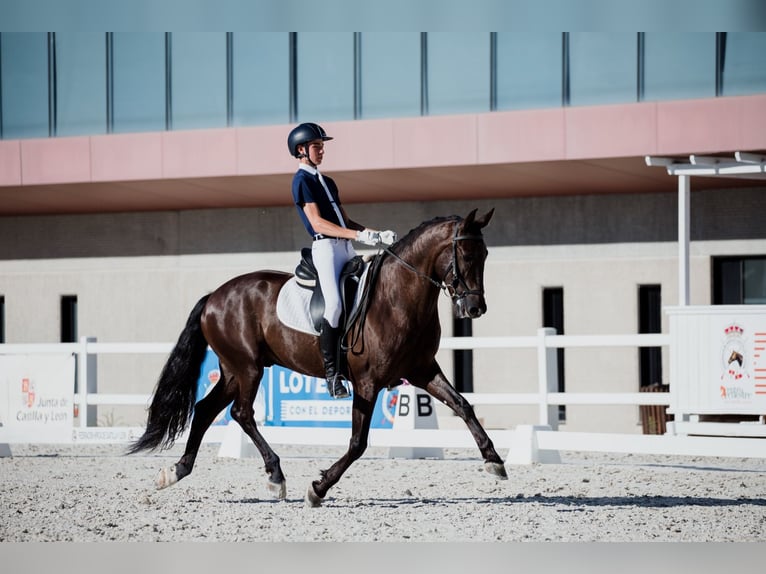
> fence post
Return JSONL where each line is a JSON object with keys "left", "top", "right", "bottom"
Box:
{"left": 77, "top": 336, "right": 98, "bottom": 427}
{"left": 86, "top": 336, "right": 98, "bottom": 426}
{"left": 536, "top": 327, "right": 558, "bottom": 430}
{"left": 77, "top": 337, "right": 87, "bottom": 428}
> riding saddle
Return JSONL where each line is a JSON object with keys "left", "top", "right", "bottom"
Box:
{"left": 293, "top": 248, "right": 367, "bottom": 334}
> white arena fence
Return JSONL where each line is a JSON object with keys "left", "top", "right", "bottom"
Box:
{"left": 2, "top": 328, "right": 765, "bottom": 461}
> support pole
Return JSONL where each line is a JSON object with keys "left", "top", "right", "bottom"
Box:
{"left": 536, "top": 327, "right": 558, "bottom": 429}
{"left": 678, "top": 175, "right": 690, "bottom": 306}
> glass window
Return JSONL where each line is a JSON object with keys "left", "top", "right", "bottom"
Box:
{"left": 170, "top": 33, "right": 227, "bottom": 130}
{"left": 112, "top": 33, "right": 166, "bottom": 133}
{"left": 714, "top": 258, "right": 742, "bottom": 304}
{"left": 496, "top": 33, "right": 562, "bottom": 110}
{"left": 643, "top": 33, "right": 716, "bottom": 101}
{"left": 427, "top": 32, "right": 490, "bottom": 115}
{"left": 55, "top": 33, "right": 107, "bottom": 137}
{"left": 1, "top": 33, "right": 49, "bottom": 139}
{"left": 60, "top": 295, "right": 77, "bottom": 343}
{"left": 569, "top": 33, "right": 637, "bottom": 106}
{"left": 722, "top": 33, "right": 766, "bottom": 96}
{"left": 359, "top": 32, "right": 421, "bottom": 119}
{"left": 713, "top": 256, "right": 766, "bottom": 304}
{"left": 744, "top": 259, "right": 766, "bottom": 304}
{"left": 638, "top": 285, "right": 663, "bottom": 389}
{"left": 296, "top": 33, "right": 354, "bottom": 122}
{"left": 231, "top": 33, "right": 290, "bottom": 126}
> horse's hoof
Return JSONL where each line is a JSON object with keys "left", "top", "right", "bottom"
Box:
{"left": 155, "top": 466, "right": 179, "bottom": 490}
{"left": 484, "top": 461, "right": 508, "bottom": 480}
{"left": 267, "top": 479, "right": 287, "bottom": 500}
{"left": 305, "top": 484, "right": 324, "bottom": 508}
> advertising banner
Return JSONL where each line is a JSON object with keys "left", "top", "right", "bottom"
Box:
{"left": 668, "top": 305, "right": 766, "bottom": 416}
{"left": 261, "top": 365, "right": 397, "bottom": 429}
{"left": 712, "top": 315, "right": 766, "bottom": 410}
{"left": 196, "top": 351, "right": 396, "bottom": 429}
{"left": 0, "top": 354, "right": 75, "bottom": 443}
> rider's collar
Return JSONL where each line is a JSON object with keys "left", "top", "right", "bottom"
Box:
{"left": 298, "top": 163, "right": 319, "bottom": 176}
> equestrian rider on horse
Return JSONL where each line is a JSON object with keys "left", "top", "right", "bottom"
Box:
{"left": 288, "top": 122, "right": 397, "bottom": 399}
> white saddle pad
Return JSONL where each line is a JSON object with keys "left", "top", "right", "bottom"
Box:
{"left": 276, "top": 262, "right": 372, "bottom": 336}
{"left": 276, "top": 277, "right": 320, "bottom": 335}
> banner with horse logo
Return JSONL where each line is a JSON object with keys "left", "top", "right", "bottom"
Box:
{"left": 714, "top": 317, "right": 766, "bottom": 409}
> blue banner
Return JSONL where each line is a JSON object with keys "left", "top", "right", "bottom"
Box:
{"left": 195, "top": 351, "right": 396, "bottom": 429}
{"left": 194, "top": 350, "right": 232, "bottom": 426}
{"left": 261, "top": 365, "right": 397, "bottom": 429}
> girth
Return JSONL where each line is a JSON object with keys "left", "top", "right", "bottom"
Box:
{"left": 294, "top": 248, "right": 366, "bottom": 333}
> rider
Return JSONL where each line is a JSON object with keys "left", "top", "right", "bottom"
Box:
{"left": 288, "top": 122, "right": 397, "bottom": 399}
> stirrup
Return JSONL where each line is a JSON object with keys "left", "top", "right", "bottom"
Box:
{"left": 328, "top": 375, "right": 350, "bottom": 399}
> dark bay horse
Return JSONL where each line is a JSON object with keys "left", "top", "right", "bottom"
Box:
{"left": 129, "top": 208, "right": 507, "bottom": 507}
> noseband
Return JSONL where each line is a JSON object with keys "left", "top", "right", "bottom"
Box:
{"left": 383, "top": 222, "right": 485, "bottom": 306}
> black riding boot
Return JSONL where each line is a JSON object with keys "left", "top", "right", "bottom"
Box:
{"left": 319, "top": 320, "right": 349, "bottom": 399}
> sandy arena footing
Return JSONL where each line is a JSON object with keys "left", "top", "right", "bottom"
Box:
{"left": 1, "top": 443, "right": 764, "bottom": 542}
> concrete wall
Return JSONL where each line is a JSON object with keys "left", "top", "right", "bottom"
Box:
{"left": 2, "top": 187, "right": 765, "bottom": 260}
{"left": 1, "top": 189, "right": 765, "bottom": 431}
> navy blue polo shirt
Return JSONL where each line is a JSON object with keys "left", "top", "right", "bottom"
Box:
{"left": 292, "top": 165, "right": 344, "bottom": 237}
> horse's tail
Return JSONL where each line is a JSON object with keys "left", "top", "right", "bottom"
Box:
{"left": 127, "top": 294, "right": 211, "bottom": 454}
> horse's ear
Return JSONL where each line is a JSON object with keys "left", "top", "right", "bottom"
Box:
{"left": 474, "top": 208, "right": 494, "bottom": 229}
{"left": 464, "top": 208, "right": 478, "bottom": 227}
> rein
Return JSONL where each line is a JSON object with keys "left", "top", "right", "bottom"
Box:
{"left": 382, "top": 246, "right": 445, "bottom": 291}
{"left": 384, "top": 222, "right": 485, "bottom": 303}
{"left": 342, "top": 252, "right": 385, "bottom": 354}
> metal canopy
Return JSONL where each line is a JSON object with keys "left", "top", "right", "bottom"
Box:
{"left": 646, "top": 151, "right": 766, "bottom": 179}
{"left": 644, "top": 151, "right": 766, "bottom": 307}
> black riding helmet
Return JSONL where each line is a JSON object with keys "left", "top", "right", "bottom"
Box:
{"left": 287, "top": 122, "right": 333, "bottom": 158}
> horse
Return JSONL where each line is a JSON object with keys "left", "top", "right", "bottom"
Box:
{"left": 128, "top": 208, "right": 508, "bottom": 507}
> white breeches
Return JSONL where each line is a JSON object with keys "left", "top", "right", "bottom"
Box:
{"left": 311, "top": 238, "right": 357, "bottom": 328}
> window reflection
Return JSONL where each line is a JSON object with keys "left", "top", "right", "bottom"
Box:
{"left": 496, "top": 33, "right": 563, "bottom": 110}
{"left": 569, "top": 33, "right": 637, "bottom": 106}
{"left": 744, "top": 259, "right": 766, "bottom": 304}
{"left": 0, "top": 33, "right": 49, "bottom": 138}
{"left": 360, "top": 32, "right": 421, "bottom": 119}
{"left": 2, "top": 32, "right": 766, "bottom": 141}
{"left": 427, "top": 32, "right": 490, "bottom": 115}
{"left": 170, "top": 33, "right": 227, "bottom": 130}
{"left": 723, "top": 33, "right": 766, "bottom": 96}
{"left": 296, "top": 33, "right": 354, "bottom": 122}
{"left": 643, "top": 33, "right": 716, "bottom": 101}
{"left": 55, "top": 33, "right": 107, "bottom": 136}
{"left": 232, "top": 33, "right": 290, "bottom": 126}
{"left": 113, "top": 33, "right": 166, "bottom": 133}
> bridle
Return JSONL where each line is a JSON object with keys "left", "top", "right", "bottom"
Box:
{"left": 345, "top": 221, "right": 485, "bottom": 353}
{"left": 382, "top": 221, "right": 486, "bottom": 307}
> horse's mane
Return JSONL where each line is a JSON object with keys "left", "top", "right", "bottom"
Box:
{"left": 350, "top": 215, "right": 459, "bottom": 340}
{"left": 389, "top": 214, "right": 461, "bottom": 255}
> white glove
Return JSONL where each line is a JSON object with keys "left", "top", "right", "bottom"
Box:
{"left": 356, "top": 229, "right": 381, "bottom": 246}
{"left": 379, "top": 230, "right": 397, "bottom": 246}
